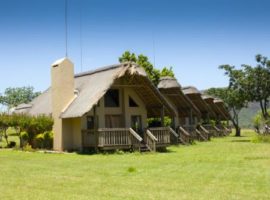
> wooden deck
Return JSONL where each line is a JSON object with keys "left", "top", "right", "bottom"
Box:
{"left": 82, "top": 127, "right": 178, "bottom": 152}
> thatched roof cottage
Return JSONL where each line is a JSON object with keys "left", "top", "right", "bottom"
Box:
{"left": 16, "top": 58, "right": 178, "bottom": 152}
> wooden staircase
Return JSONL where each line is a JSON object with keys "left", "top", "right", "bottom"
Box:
{"left": 139, "top": 142, "right": 151, "bottom": 152}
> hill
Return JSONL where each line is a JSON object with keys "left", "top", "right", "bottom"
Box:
{"left": 238, "top": 102, "right": 260, "bottom": 128}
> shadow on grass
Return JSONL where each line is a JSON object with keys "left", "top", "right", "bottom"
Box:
{"left": 244, "top": 156, "right": 270, "bottom": 160}
{"left": 75, "top": 147, "right": 177, "bottom": 155}
{"left": 158, "top": 148, "right": 177, "bottom": 153}
{"left": 231, "top": 139, "right": 252, "bottom": 143}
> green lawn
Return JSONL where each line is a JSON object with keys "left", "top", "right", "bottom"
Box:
{"left": 0, "top": 130, "right": 270, "bottom": 200}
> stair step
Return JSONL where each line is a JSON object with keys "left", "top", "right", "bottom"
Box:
{"left": 140, "top": 143, "right": 151, "bottom": 152}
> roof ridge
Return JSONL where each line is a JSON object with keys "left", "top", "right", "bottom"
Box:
{"left": 74, "top": 62, "right": 132, "bottom": 78}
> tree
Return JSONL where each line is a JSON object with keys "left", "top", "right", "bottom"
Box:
{"left": 119, "top": 51, "right": 175, "bottom": 86}
{"left": 207, "top": 65, "right": 248, "bottom": 137}
{"left": 118, "top": 51, "right": 137, "bottom": 63}
{"left": 241, "top": 54, "right": 270, "bottom": 120}
{"left": 136, "top": 54, "right": 161, "bottom": 86}
{"left": 0, "top": 87, "right": 41, "bottom": 109}
{"left": 160, "top": 66, "right": 175, "bottom": 78}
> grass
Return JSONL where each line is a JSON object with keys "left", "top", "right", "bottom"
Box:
{"left": 0, "top": 130, "right": 270, "bottom": 200}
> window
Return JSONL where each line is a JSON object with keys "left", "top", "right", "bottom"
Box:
{"left": 129, "top": 96, "right": 138, "bottom": 107}
{"left": 105, "top": 115, "right": 122, "bottom": 128}
{"left": 104, "top": 89, "right": 120, "bottom": 107}
{"left": 87, "top": 116, "right": 94, "bottom": 130}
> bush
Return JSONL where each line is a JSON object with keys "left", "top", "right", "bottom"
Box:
{"left": 253, "top": 110, "right": 270, "bottom": 133}
{"left": 8, "top": 141, "right": 16, "bottom": 148}
{"left": 33, "top": 133, "right": 44, "bottom": 149}
{"left": 43, "top": 131, "right": 53, "bottom": 149}
{"left": 21, "top": 131, "right": 29, "bottom": 141}
{"left": 23, "top": 143, "right": 34, "bottom": 152}
{"left": 33, "top": 131, "right": 53, "bottom": 149}
{"left": 0, "top": 113, "right": 53, "bottom": 149}
{"left": 252, "top": 135, "right": 270, "bottom": 143}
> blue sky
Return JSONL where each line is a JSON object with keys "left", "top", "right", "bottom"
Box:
{"left": 0, "top": 0, "right": 269, "bottom": 94}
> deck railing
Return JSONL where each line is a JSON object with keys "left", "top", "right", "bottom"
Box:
{"left": 202, "top": 124, "right": 218, "bottom": 137}
{"left": 145, "top": 130, "right": 158, "bottom": 151}
{"left": 199, "top": 125, "right": 210, "bottom": 140}
{"left": 98, "top": 128, "right": 143, "bottom": 149}
{"left": 178, "top": 126, "right": 192, "bottom": 144}
{"left": 213, "top": 126, "right": 223, "bottom": 136}
{"left": 82, "top": 128, "right": 143, "bottom": 150}
{"left": 183, "top": 125, "right": 197, "bottom": 139}
{"left": 195, "top": 129, "right": 207, "bottom": 141}
{"left": 168, "top": 127, "right": 179, "bottom": 144}
{"left": 216, "top": 125, "right": 229, "bottom": 136}
{"left": 148, "top": 127, "right": 171, "bottom": 146}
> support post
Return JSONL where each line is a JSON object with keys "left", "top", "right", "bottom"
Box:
{"left": 161, "top": 105, "right": 165, "bottom": 127}
{"left": 189, "top": 108, "right": 193, "bottom": 125}
{"left": 121, "top": 88, "right": 126, "bottom": 127}
{"left": 207, "top": 112, "right": 210, "bottom": 123}
{"left": 93, "top": 106, "right": 98, "bottom": 152}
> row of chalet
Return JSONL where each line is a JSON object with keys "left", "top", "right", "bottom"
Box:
{"left": 14, "top": 58, "right": 231, "bottom": 152}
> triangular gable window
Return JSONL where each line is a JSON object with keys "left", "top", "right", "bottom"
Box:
{"left": 129, "top": 96, "right": 138, "bottom": 107}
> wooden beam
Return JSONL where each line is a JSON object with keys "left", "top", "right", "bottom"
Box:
{"left": 161, "top": 93, "right": 179, "bottom": 97}
{"left": 112, "top": 85, "right": 144, "bottom": 88}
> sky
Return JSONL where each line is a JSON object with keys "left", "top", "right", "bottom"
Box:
{"left": 0, "top": 0, "right": 270, "bottom": 95}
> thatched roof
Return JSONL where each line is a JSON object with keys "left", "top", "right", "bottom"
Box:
{"left": 213, "top": 99, "right": 231, "bottom": 120}
{"left": 158, "top": 76, "right": 182, "bottom": 89}
{"left": 15, "top": 62, "right": 176, "bottom": 118}
{"left": 13, "top": 89, "right": 52, "bottom": 116}
{"left": 158, "top": 77, "right": 201, "bottom": 117}
{"left": 202, "top": 95, "right": 228, "bottom": 120}
{"left": 182, "top": 86, "right": 216, "bottom": 119}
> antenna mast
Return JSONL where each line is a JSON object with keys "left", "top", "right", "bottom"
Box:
{"left": 152, "top": 31, "right": 156, "bottom": 68}
{"left": 65, "top": 0, "right": 68, "bottom": 57}
{"left": 79, "top": 0, "right": 83, "bottom": 72}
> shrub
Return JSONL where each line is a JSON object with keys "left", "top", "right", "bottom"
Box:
{"left": 33, "top": 133, "right": 44, "bottom": 149}
{"left": 33, "top": 131, "right": 53, "bottom": 149}
{"left": 23, "top": 143, "right": 34, "bottom": 152}
{"left": 8, "top": 141, "right": 16, "bottom": 148}
{"left": 253, "top": 110, "right": 270, "bottom": 133}
{"left": 252, "top": 135, "right": 270, "bottom": 143}
{"left": 0, "top": 113, "right": 53, "bottom": 149}
{"left": 43, "top": 131, "right": 53, "bottom": 149}
{"left": 21, "top": 131, "right": 29, "bottom": 141}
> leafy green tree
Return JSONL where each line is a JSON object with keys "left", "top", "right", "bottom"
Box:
{"left": 160, "top": 66, "right": 175, "bottom": 78}
{"left": 0, "top": 87, "right": 41, "bottom": 109}
{"left": 241, "top": 54, "right": 270, "bottom": 120}
{"left": 118, "top": 51, "right": 137, "bottom": 63}
{"left": 207, "top": 65, "right": 248, "bottom": 136}
{"left": 119, "top": 51, "right": 175, "bottom": 86}
{"left": 137, "top": 54, "right": 161, "bottom": 86}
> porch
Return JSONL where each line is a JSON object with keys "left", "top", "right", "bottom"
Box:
{"left": 179, "top": 125, "right": 208, "bottom": 143}
{"left": 81, "top": 127, "right": 178, "bottom": 152}
{"left": 202, "top": 124, "right": 221, "bottom": 137}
